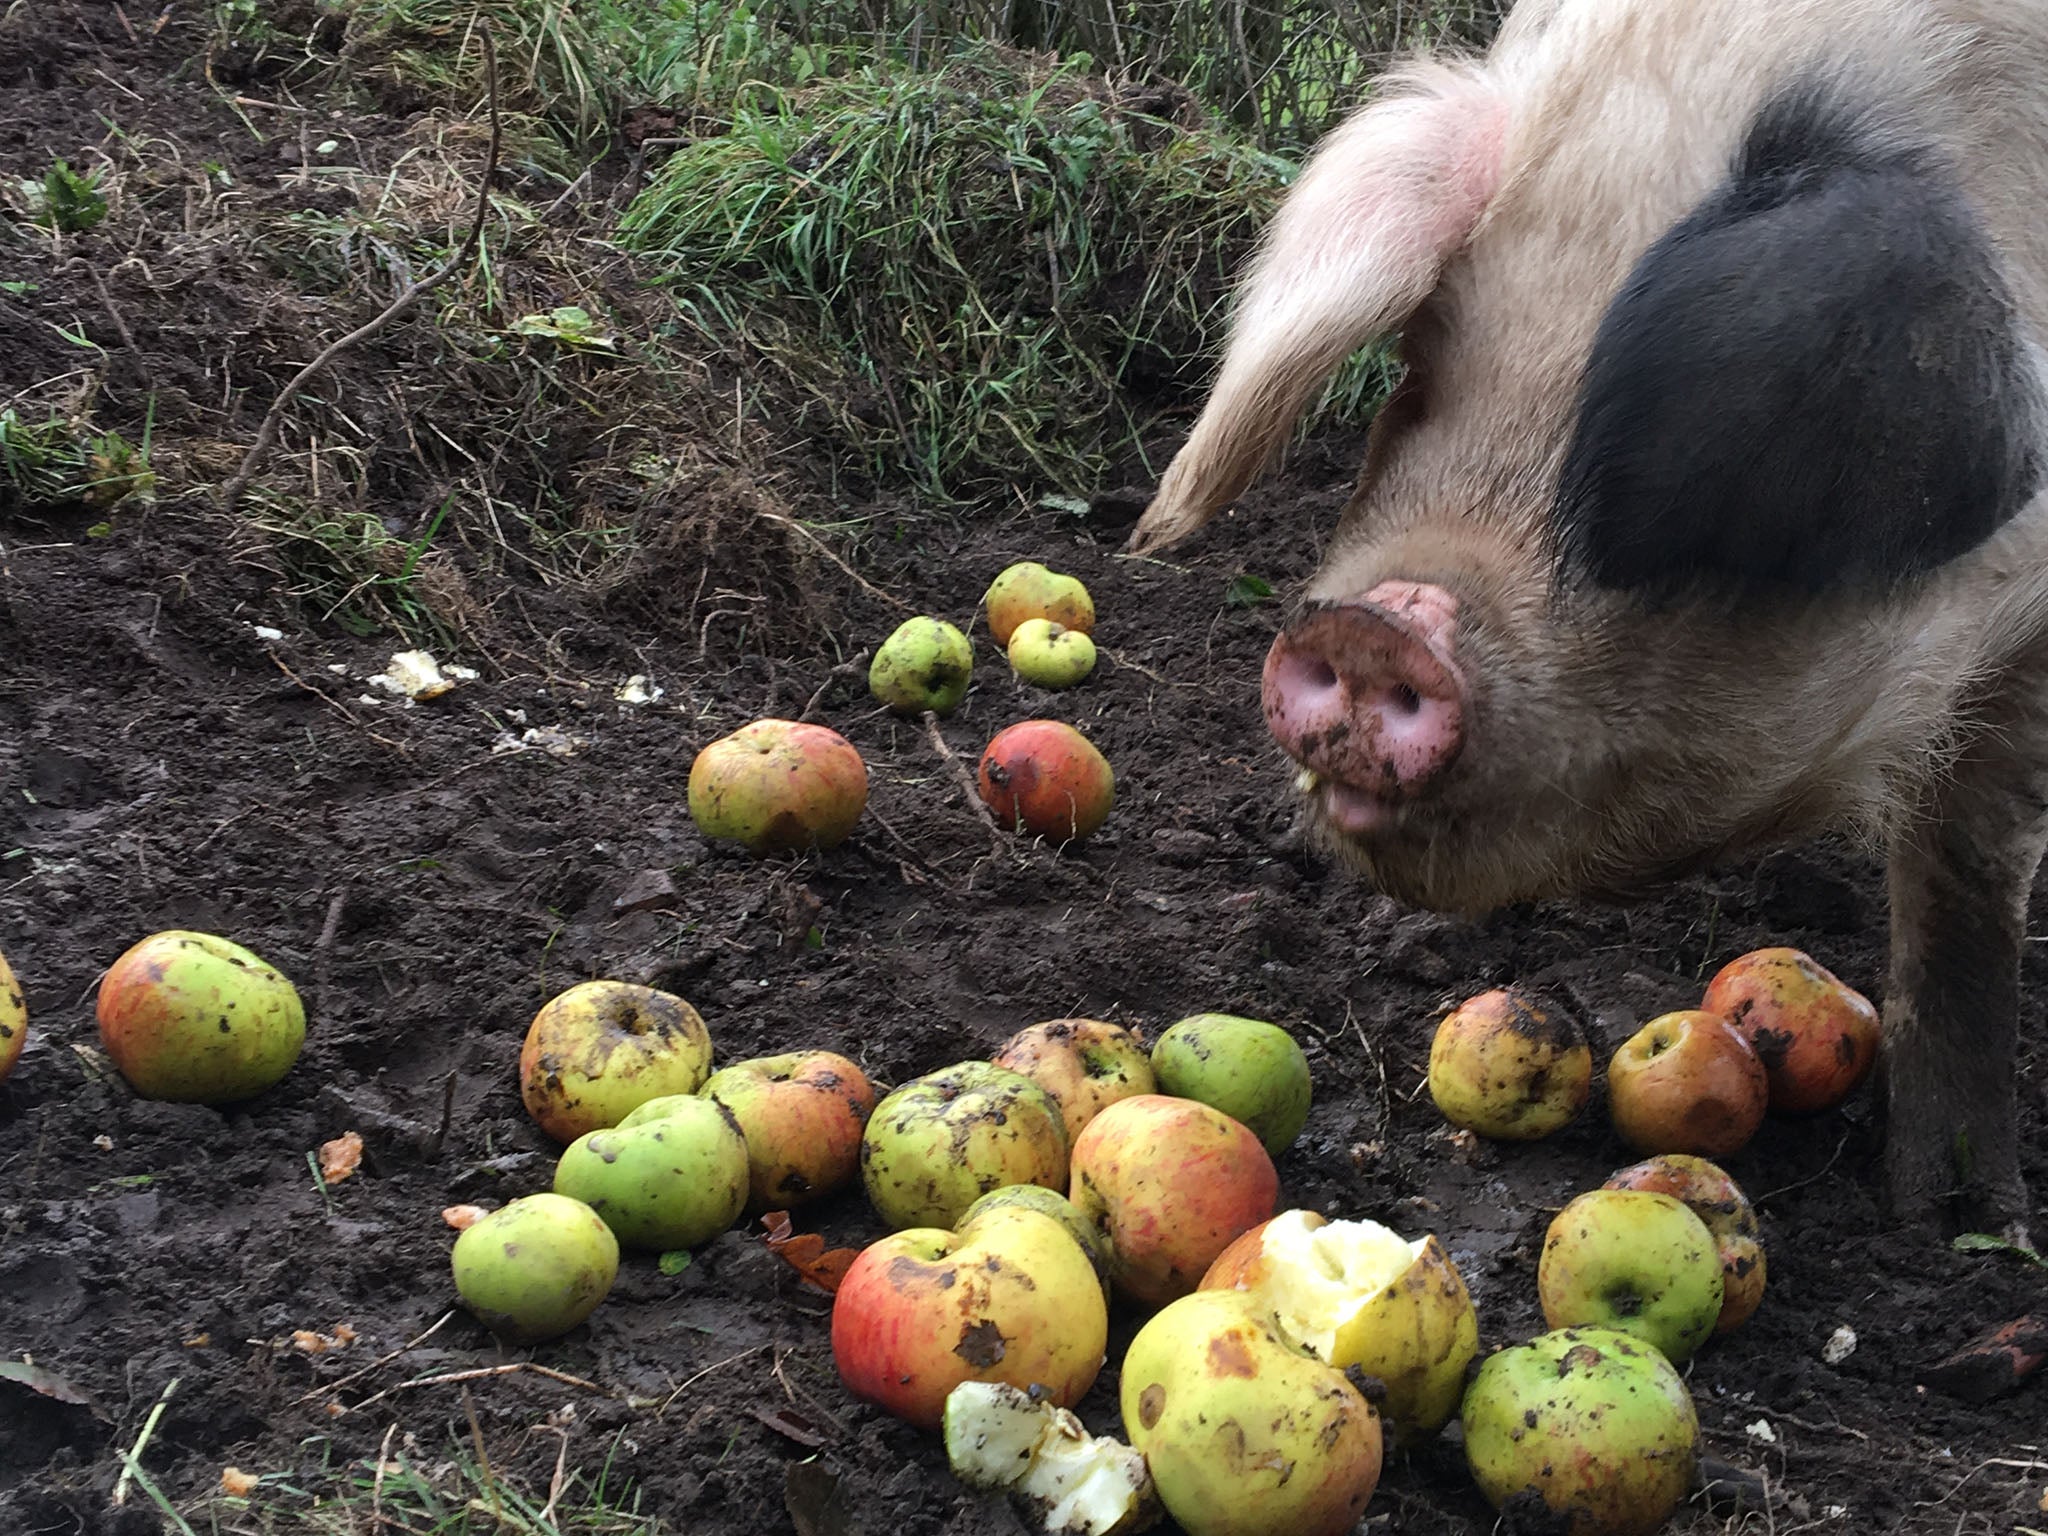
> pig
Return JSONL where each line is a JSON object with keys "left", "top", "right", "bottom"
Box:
{"left": 1129, "top": 0, "right": 2048, "bottom": 1234}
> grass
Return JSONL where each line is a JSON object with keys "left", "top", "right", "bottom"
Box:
{"left": 0, "top": 406, "right": 156, "bottom": 514}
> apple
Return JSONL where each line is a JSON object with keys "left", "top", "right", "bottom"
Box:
{"left": 450, "top": 1193, "right": 620, "bottom": 1344}
{"left": 961, "top": 1184, "right": 1113, "bottom": 1300}
{"left": 1150, "top": 1013, "right": 1312, "bottom": 1156}
{"left": 978, "top": 720, "right": 1116, "bottom": 843}
{"left": 1068, "top": 1093, "right": 1278, "bottom": 1306}
{"left": 944, "top": 1381, "right": 1161, "bottom": 1536}
{"left": 1461, "top": 1326, "right": 1699, "bottom": 1536}
{"left": 992, "top": 1017, "right": 1155, "bottom": 1145}
{"left": 1603, "top": 1154, "right": 1767, "bottom": 1335}
{"left": 1701, "top": 947, "right": 1881, "bottom": 1115}
{"left": 1427, "top": 987, "right": 1591, "bottom": 1140}
{"left": 687, "top": 718, "right": 868, "bottom": 854}
{"left": 1607, "top": 1009, "right": 1768, "bottom": 1158}
{"left": 1199, "top": 1208, "right": 1478, "bottom": 1444}
{"left": 831, "top": 1203, "right": 1108, "bottom": 1431}
{"left": 1538, "top": 1188, "right": 1724, "bottom": 1364}
{"left": 1121, "top": 1289, "right": 1383, "bottom": 1536}
{"left": 985, "top": 561, "right": 1096, "bottom": 647}
{"left": 861, "top": 1061, "right": 1070, "bottom": 1230}
{"left": 1007, "top": 619, "right": 1098, "bottom": 689}
{"left": 870, "top": 617, "right": 974, "bottom": 716}
{"left": 519, "top": 980, "right": 713, "bottom": 1144}
{"left": 551, "top": 1097, "right": 749, "bottom": 1250}
{"left": 0, "top": 947, "right": 25, "bottom": 1086}
{"left": 699, "top": 1050, "right": 875, "bottom": 1212}
{"left": 95, "top": 931, "right": 306, "bottom": 1104}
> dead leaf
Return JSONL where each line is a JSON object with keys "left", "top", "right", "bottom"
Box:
{"left": 0, "top": 1358, "right": 96, "bottom": 1410}
{"left": 291, "top": 1325, "right": 357, "bottom": 1355}
{"left": 442, "top": 1204, "right": 489, "bottom": 1231}
{"left": 752, "top": 1405, "right": 834, "bottom": 1448}
{"left": 760, "top": 1212, "right": 859, "bottom": 1294}
{"left": 220, "top": 1467, "right": 259, "bottom": 1498}
{"left": 318, "top": 1132, "right": 364, "bottom": 1184}
{"left": 183, "top": 1334, "right": 211, "bottom": 1349}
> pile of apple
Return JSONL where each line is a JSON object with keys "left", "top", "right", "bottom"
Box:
{"left": 687, "top": 561, "right": 1118, "bottom": 855}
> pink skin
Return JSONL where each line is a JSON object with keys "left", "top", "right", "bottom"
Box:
{"left": 1262, "top": 579, "right": 1467, "bottom": 832}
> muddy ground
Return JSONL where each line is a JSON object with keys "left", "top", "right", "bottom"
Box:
{"left": 1, "top": 6, "right": 2043, "bottom": 1535}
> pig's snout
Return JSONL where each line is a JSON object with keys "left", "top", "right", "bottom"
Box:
{"left": 1263, "top": 581, "right": 1466, "bottom": 830}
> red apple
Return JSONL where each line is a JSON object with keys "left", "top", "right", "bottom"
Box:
{"left": 1068, "top": 1094, "right": 1277, "bottom": 1307}
{"left": 1603, "top": 1154, "right": 1767, "bottom": 1335}
{"left": 1701, "top": 947, "right": 1880, "bottom": 1115}
{"left": 700, "top": 1050, "right": 877, "bottom": 1212}
{"left": 688, "top": 718, "right": 867, "bottom": 854}
{"left": 977, "top": 720, "right": 1115, "bottom": 843}
{"left": 519, "top": 980, "right": 713, "bottom": 1144}
{"left": 95, "top": 931, "right": 306, "bottom": 1104}
{"left": 991, "top": 1017, "right": 1155, "bottom": 1145}
{"left": 0, "top": 948, "right": 24, "bottom": 1086}
{"left": 831, "top": 1202, "right": 1108, "bottom": 1431}
{"left": 1607, "top": 1010, "right": 1768, "bottom": 1159}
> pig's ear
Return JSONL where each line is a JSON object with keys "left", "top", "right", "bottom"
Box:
{"left": 1127, "top": 65, "right": 1507, "bottom": 555}
{"left": 1554, "top": 79, "right": 2047, "bottom": 603}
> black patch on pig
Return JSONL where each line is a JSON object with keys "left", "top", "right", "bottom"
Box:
{"left": 1552, "top": 72, "right": 2044, "bottom": 604}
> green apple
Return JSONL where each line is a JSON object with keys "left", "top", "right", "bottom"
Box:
{"left": 1007, "top": 618, "right": 1097, "bottom": 688}
{"left": 1461, "top": 1326, "right": 1699, "bottom": 1536}
{"left": 1537, "top": 1189, "right": 1723, "bottom": 1364}
{"left": 1150, "top": 1014, "right": 1312, "bottom": 1156}
{"left": 961, "top": 1183, "right": 1112, "bottom": 1300}
{"left": 0, "top": 946, "right": 26, "bottom": 1085}
{"left": 551, "top": 1096, "right": 749, "bottom": 1250}
{"left": 1427, "top": 987, "right": 1591, "bottom": 1141}
{"left": 687, "top": 718, "right": 868, "bottom": 854}
{"left": 451, "top": 1193, "right": 620, "bottom": 1344}
{"left": 869, "top": 617, "right": 974, "bottom": 715}
{"left": 985, "top": 561, "right": 1095, "bottom": 647}
{"left": 95, "top": 930, "right": 306, "bottom": 1104}
{"left": 860, "top": 1060, "right": 1069, "bottom": 1230}
{"left": 1120, "top": 1289, "right": 1382, "bottom": 1536}
{"left": 518, "top": 980, "right": 714, "bottom": 1144}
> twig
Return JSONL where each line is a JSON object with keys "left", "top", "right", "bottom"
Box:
{"left": 84, "top": 264, "right": 150, "bottom": 387}
{"left": 218, "top": 24, "right": 502, "bottom": 512}
{"left": 924, "top": 711, "right": 1004, "bottom": 849}
{"left": 112, "top": 1376, "right": 179, "bottom": 1507}
{"left": 426, "top": 1069, "right": 458, "bottom": 1161}
{"left": 266, "top": 652, "right": 410, "bottom": 753}
{"left": 751, "top": 506, "right": 910, "bottom": 612}
{"left": 798, "top": 649, "right": 871, "bottom": 723}
{"left": 1756, "top": 1132, "right": 1852, "bottom": 1204}
{"left": 296, "top": 1309, "right": 456, "bottom": 1403}
{"left": 313, "top": 888, "right": 346, "bottom": 1019}
{"left": 344, "top": 1361, "right": 609, "bottom": 1414}
{"left": 371, "top": 1422, "right": 397, "bottom": 1530}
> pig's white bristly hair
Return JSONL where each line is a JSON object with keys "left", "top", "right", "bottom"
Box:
{"left": 1128, "top": 61, "right": 1507, "bottom": 556}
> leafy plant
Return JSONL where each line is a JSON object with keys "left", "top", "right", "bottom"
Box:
{"left": 19, "top": 159, "right": 108, "bottom": 234}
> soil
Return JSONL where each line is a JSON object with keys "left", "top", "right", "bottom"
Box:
{"left": 1, "top": 7, "right": 2043, "bottom": 1536}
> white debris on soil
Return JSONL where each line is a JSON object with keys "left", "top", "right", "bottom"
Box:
{"left": 1745, "top": 1419, "right": 1778, "bottom": 1444}
{"left": 614, "top": 674, "right": 664, "bottom": 706}
{"left": 366, "top": 649, "right": 479, "bottom": 703}
{"left": 249, "top": 624, "right": 284, "bottom": 641}
{"left": 1821, "top": 1325, "right": 1858, "bottom": 1365}
{"left": 491, "top": 725, "right": 584, "bottom": 758}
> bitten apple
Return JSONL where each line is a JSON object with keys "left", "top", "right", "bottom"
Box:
{"left": 551, "top": 1097, "right": 749, "bottom": 1250}
{"left": 701, "top": 1050, "right": 877, "bottom": 1212}
{"left": 1538, "top": 1189, "right": 1724, "bottom": 1364}
{"left": 0, "top": 947, "right": 25, "bottom": 1086}
{"left": 519, "top": 980, "right": 713, "bottom": 1144}
{"left": 1427, "top": 988, "right": 1591, "bottom": 1141}
{"left": 1069, "top": 1094, "right": 1277, "bottom": 1306}
{"left": 870, "top": 617, "right": 974, "bottom": 716}
{"left": 861, "top": 1061, "right": 1069, "bottom": 1230}
{"left": 1151, "top": 1013, "right": 1312, "bottom": 1156}
{"left": 831, "top": 1203, "right": 1108, "bottom": 1431}
{"left": 1603, "top": 1154, "right": 1766, "bottom": 1335}
{"left": 1607, "top": 1010, "right": 1768, "bottom": 1158}
{"left": 451, "top": 1193, "right": 620, "bottom": 1344}
{"left": 1121, "top": 1289, "right": 1383, "bottom": 1536}
{"left": 1701, "top": 947, "right": 1881, "bottom": 1115}
{"left": 992, "top": 1018, "right": 1155, "bottom": 1145}
{"left": 1008, "top": 619, "right": 1098, "bottom": 689}
{"left": 687, "top": 718, "right": 868, "bottom": 854}
{"left": 1199, "top": 1209, "right": 1478, "bottom": 1444}
{"left": 1461, "top": 1326, "right": 1699, "bottom": 1536}
{"left": 978, "top": 720, "right": 1115, "bottom": 842}
{"left": 95, "top": 931, "right": 306, "bottom": 1104}
{"left": 985, "top": 561, "right": 1095, "bottom": 647}
{"left": 945, "top": 1381, "right": 1160, "bottom": 1536}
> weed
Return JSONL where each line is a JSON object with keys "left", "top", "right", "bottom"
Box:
{"left": 18, "top": 158, "right": 109, "bottom": 234}
{"left": 0, "top": 408, "right": 156, "bottom": 513}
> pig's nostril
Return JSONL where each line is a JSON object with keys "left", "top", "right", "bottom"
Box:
{"left": 1303, "top": 657, "right": 1339, "bottom": 692}
{"left": 1388, "top": 683, "right": 1421, "bottom": 717}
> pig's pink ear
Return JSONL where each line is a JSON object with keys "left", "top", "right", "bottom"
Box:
{"left": 1129, "top": 65, "right": 1505, "bottom": 555}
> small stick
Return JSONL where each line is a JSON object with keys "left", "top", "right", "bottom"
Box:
{"left": 344, "top": 1361, "right": 607, "bottom": 1414}
{"left": 749, "top": 507, "right": 910, "bottom": 612}
{"left": 296, "top": 1310, "right": 455, "bottom": 1402}
{"left": 798, "top": 650, "right": 870, "bottom": 723}
{"left": 924, "top": 711, "right": 1003, "bottom": 849}
{"left": 425, "top": 1069, "right": 458, "bottom": 1161}
{"left": 112, "top": 1376, "right": 179, "bottom": 1507}
{"left": 371, "top": 1422, "right": 397, "bottom": 1530}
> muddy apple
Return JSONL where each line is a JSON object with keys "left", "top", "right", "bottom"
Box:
{"left": 861, "top": 1060, "right": 1069, "bottom": 1230}
{"left": 961, "top": 1184, "right": 1113, "bottom": 1300}
{"left": 978, "top": 720, "right": 1116, "bottom": 842}
{"left": 985, "top": 561, "right": 1096, "bottom": 647}
{"left": 700, "top": 1049, "right": 876, "bottom": 1212}
{"left": 1538, "top": 1188, "right": 1724, "bottom": 1364}
{"left": 1199, "top": 1208, "right": 1478, "bottom": 1444}
{"left": 831, "top": 1203, "right": 1107, "bottom": 1431}
{"left": 1069, "top": 1093, "right": 1277, "bottom": 1306}
{"left": 95, "top": 931, "right": 306, "bottom": 1104}
{"left": 1461, "top": 1326, "right": 1699, "bottom": 1536}
{"left": 992, "top": 1017, "right": 1155, "bottom": 1145}
{"left": 0, "top": 947, "right": 24, "bottom": 1086}
{"left": 451, "top": 1192, "right": 620, "bottom": 1345}
{"left": 1121, "top": 1288, "right": 1382, "bottom": 1536}
{"left": 1701, "top": 947, "right": 1881, "bottom": 1115}
{"left": 551, "top": 1096, "right": 749, "bottom": 1250}
{"left": 1007, "top": 618, "right": 1098, "bottom": 688}
{"left": 1608, "top": 1009, "right": 1768, "bottom": 1158}
{"left": 687, "top": 718, "right": 868, "bottom": 854}
{"left": 944, "top": 1381, "right": 1160, "bottom": 1536}
{"left": 870, "top": 616, "right": 974, "bottom": 716}
{"left": 1603, "top": 1153, "right": 1766, "bottom": 1334}
{"left": 519, "top": 979, "right": 713, "bottom": 1144}
{"left": 1427, "top": 987, "right": 1591, "bottom": 1141}
{"left": 1151, "top": 1013, "right": 1313, "bottom": 1156}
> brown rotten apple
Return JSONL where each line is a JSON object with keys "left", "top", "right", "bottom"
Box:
{"left": 1701, "top": 947, "right": 1881, "bottom": 1115}
{"left": 1607, "top": 1010, "right": 1768, "bottom": 1158}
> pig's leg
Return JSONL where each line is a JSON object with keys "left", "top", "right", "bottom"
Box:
{"left": 1883, "top": 673, "right": 2048, "bottom": 1236}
